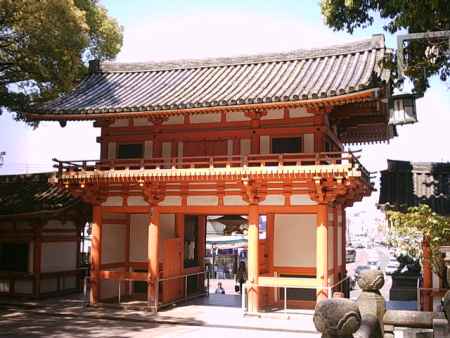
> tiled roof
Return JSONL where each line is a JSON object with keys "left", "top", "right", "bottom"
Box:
{"left": 0, "top": 173, "right": 82, "bottom": 216}
{"left": 379, "top": 160, "right": 450, "bottom": 216}
{"left": 33, "top": 35, "right": 389, "bottom": 117}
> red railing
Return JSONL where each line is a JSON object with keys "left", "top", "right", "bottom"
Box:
{"left": 53, "top": 151, "right": 372, "bottom": 183}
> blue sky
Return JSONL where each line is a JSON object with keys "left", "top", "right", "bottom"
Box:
{"left": 0, "top": 1, "right": 449, "bottom": 227}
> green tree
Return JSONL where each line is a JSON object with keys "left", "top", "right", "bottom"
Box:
{"left": 388, "top": 204, "right": 450, "bottom": 287}
{"left": 0, "top": 0, "right": 122, "bottom": 122}
{"left": 320, "top": 0, "right": 450, "bottom": 94}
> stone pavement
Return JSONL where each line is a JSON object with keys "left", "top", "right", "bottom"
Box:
{"left": 0, "top": 293, "right": 320, "bottom": 338}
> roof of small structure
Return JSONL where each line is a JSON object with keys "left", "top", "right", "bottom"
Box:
{"left": 379, "top": 160, "right": 450, "bottom": 215}
{"left": 30, "top": 35, "right": 389, "bottom": 119}
{"left": 0, "top": 172, "right": 83, "bottom": 217}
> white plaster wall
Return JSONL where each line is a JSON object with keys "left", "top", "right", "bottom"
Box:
{"left": 15, "top": 280, "right": 33, "bottom": 294}
{"left": 289, "top": 107, "right": 313, "bottom": 118}
{"left": 127, "top": 196, "right": 148, "bottom": 206}
{"left": 44, "top": 219, "right": 64, "bottom": 229}
{"left": 159, "top": 196, "right": 182, "bottom": 206}
{"left": 108, "top": 142, "right": 116, "bottom": 160}
{"left": 0, "top": 280, "right": 10, "bottom": 293}
{"left": 162, "top": 142, "right": 172, "bottom": 159}
{"left": 190, "top": 113, "right": 221, "bottom": 123}
{"left": 100, "top": 267, "right": 123, "bottom": 300}
{"left": 273, "top": 214, "right": 316, "bottom": 267}
{"left": 226, "top": 111, "right": 250, "bottom": 121}
{"left": 260, "top": 136, "right": 270, "bottom": 154}
{"left": 110, "top": 119, "right": 129, "bottom": 127}
{"left": 240, "top": 139, "right": 251, "bottom": 156}
{"left": 303, "top": 134, "right": 314, "bottom": 153}
{"left": 40, "top": 278, "right": 58, "bottom": 293}
{"left": 144, "top": 140, "right": 153, "bottom": 159}
{"left": 328, "top": 226, "right": 334, "bottom": 270}
{"left": 41, "top": 242, "right": 77, "bottom": 273}
{"left": 261, "top": 109, "right": 283, "bottom": 120}
{"left": 102, "top": 196, "right": 123, "bottom": 207}
{"left": 129, "top": 214, "right": 149, "bottom": 262}
{"left": 102, "top": 224, "right": 126, "bottom": 264}
{"left": 337, "top": 226, "right": 342, "bottom": 266}
{"left": 223, "top": 195, "right": 247, "bottom": 206}
{"left": 260, "top": 195, "right": 284, "bottom": 206}
{"left": 290, "top": 194, "right": 317, "bottom": 205}
{"left": 164, "top": 115, "right": 184, "bottom": 125}
{"left": 187, "top": 196, "right": 218, "bottom": 206}
{"left": 134, "top": 118, "right": 152, "bottom": 126}
{"left": 103, "top": 212, "right": 128, "bottom": 220}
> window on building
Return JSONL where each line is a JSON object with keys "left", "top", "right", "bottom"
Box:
{"left": 271, "top": 137, "right": 302, "bottom": 154}
{"left": 0, "top": 242, "right": 29, "bottom": 272}
{"left": 117, "top": 143, "right": 144, "bottom": 159}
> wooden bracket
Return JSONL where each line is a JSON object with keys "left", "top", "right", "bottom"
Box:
{"left": 72, "top": 185, "right": 108, "bottom": 206}
{"left": 143, "top": 183, "right": 165, "bottom": 205}
{"left": 241, "top": 177, "right": 265, "bottom": 205}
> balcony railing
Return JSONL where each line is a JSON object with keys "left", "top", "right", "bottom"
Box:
{"left": 53, "top": 151, "right": 372, "bottom": 183}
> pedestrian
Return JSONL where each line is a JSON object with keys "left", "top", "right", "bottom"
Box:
{"left": 215, "top": 281, "right": 225, "bottom": 294}
{"left": 235, "top": 261, "right": 247, "bottom": 295}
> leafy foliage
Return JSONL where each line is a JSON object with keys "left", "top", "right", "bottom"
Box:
{"left": 0, "top": 0, "right": 122, "bottom": 122}
{"left": 388, "top": 204, "right": 450, "bottom": 286}
{"left": 320, "top": 0, "right": 450, "bottom": 94}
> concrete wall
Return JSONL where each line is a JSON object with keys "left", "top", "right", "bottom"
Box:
{"left": 273, "top": 214, "right": 316, "bottom": 267}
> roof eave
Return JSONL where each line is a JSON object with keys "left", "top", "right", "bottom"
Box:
{"left": 27, "top": 88, "right": 382, "bottom": 122}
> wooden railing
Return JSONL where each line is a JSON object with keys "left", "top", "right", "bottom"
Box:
{"left": 53, "top": 151, "right": 372, "bottom": 183}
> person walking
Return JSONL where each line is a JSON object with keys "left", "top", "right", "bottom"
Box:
{"left": 235, "top": 261, "right": 247, "bottom": 295}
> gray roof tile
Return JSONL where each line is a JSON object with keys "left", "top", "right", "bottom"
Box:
{"left": 34, "top": 35, "right": 388, "bottom": 117}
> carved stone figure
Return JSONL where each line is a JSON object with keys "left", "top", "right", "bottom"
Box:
{"left": 313, "top": 298, "right": 362, "bottom": 338}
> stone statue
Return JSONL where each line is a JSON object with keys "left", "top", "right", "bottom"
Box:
{"left": 356, "top": 270, "right": 385, "bottom": 337}
{"left": 442, "top": 290, "right": 450, "bottom": 320}
{"left": 313, "top": 298, "right": 362, "bottom": 338}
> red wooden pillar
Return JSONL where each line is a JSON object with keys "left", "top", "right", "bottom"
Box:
{"left": 247, "top": 205, "right": 260, "bottom": 313}
{"left": 148, "top": 207, "right": 160, "bottom": 309}
{"left": 422, "top": 237, "right": 433, "bottom": 311}
{"left": 316, "top": 203, "right": 328, "bottom": 301}
{"left": 124, "top": 215, "right": 131, "bottom": 296}
{"left": 91, "top": 206, "right": 102, "bottom": 304}
{"left": 333, "top": 206, "right": 339, "bottom": 289}
{"left": 341, "top": 205, "right": 347, "bottom": 278}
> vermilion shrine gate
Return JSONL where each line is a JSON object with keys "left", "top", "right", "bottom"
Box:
{"left": 27, "top": 35, "right": 412, "bottom": 313}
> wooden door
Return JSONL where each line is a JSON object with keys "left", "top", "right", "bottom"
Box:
{"left": 162, "top": 238, "right": 183, "bottom": 303}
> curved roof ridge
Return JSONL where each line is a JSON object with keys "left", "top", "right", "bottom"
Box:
{"left": 100, "top": 35, "right": 385, "bottom": 73}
